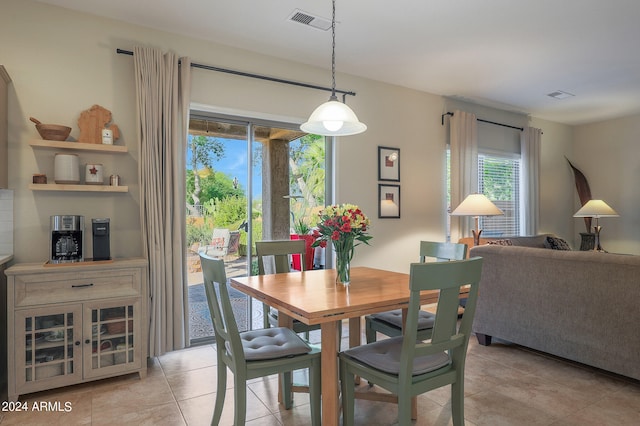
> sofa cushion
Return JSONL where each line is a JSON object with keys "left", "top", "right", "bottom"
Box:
{"left": 544, "top": 236, "right": 571, "bottom": 250}
{"left": 487, "top": 239, "right": 513, "bottom": 246}
{"left": 506, "top": 234, "right": 556, "bottom": 248}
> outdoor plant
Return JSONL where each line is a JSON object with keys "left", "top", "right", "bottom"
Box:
{"left": 293, "top": 218, "right": 311, "bottom": 235}
{"left": 186, "top": 217, "right": 210, "bottom": 247}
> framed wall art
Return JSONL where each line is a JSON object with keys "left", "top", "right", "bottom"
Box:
{"left": 378, "top": 146, "right": 400, "bottom": 182}
{"left": 378, "top": 184, "right": 401, "bottom": 218}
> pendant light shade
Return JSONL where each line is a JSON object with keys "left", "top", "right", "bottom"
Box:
{"left": 301, "top": 96, "right": 367, "bottom": 136}
{"left": 301, "top": 0, "right": 366, "bottom": 137}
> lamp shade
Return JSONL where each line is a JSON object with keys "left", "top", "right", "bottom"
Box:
{"left": 450, "top": 193, "right": 504, "bottom": 217}
{"left": 573, "top": 199, "right": 619, "bottom": 218}
{"left": 301, "top": 98, "right": 367, "bottom": 136}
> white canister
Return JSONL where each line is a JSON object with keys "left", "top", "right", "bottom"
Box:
{"left": 85, "top": 164, "right": 104, "bottom": 185}
{"left": 54, "top": 154, "right": 80, "bottom": 184}
{"left": 101, "top": 128, "right": 113, "bottom": 145}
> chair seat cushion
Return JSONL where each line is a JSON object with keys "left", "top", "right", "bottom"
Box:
{"left": 230, "top": 327, "right": 312, "bottom": 361}
{"left": 343, "top": 336, "right": 450, "bottom": 376}
{"left": 370, "top": 309, "right": 435, "bottom": 330}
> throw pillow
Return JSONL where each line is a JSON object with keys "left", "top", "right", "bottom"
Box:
{"left": 487, "top": 239, "right": 513, "bottom": 246}
{"left": 544, "top": 236, "right": 571, "bottom": 250}
{"left": 211, "top": 237, "right": 225, "bottom": 248}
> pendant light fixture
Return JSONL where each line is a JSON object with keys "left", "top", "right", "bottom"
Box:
{"left": 301, "top": 0, "right": 367, "bottom": 136}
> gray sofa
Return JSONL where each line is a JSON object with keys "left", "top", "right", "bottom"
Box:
{"left": 470, "top": 236, "right": 640, "bottom": 381}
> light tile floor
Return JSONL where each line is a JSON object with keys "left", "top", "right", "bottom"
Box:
{"left": 2, "top": 323, "right": 639, "bottom": 425}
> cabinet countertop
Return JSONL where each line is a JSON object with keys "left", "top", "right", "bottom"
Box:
{"left": 5, "top": 257, "right": 147, "bottom": 274}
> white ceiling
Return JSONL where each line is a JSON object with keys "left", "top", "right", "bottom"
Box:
{"left": 36, "top": 0, "right": 640, "bottom": 125}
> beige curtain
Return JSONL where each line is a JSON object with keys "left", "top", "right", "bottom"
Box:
{"left": 449, "top": 110, "right": 478, "bottom": 243}
{"left": 521, "top": 126, "right": 542, "bottom": 235}
{"left": 133, "top": 46, "right": 191, "bottom": 357}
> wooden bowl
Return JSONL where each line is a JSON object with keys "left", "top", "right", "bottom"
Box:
{"left": 36, "top": 124, "right": 72, "bottom": 141}
{"left": 30, "top": 117, "right": 72, "bottom": 141}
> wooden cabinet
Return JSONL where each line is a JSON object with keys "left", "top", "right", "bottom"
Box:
{"left": 29, "top": 139, "right": 129, "bottom": 192}
{"left": 4, "top": 258, "right": 148, "bottom": 401}
{"left": 0, "top": 66, "right": 10, "bottom": 188}
{"left": 0, "top": 261, "right": 8, "bottom": 402}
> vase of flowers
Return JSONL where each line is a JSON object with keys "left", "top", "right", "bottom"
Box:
{"left": 311, "top": 204, "right": 372, "bottom": 285}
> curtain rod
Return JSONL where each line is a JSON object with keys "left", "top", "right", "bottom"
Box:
{"left": 116, "top": 48, "right": 356, "bottom": 100}
{"left": 441, "top": 111, "right": 524, "bottom": 131}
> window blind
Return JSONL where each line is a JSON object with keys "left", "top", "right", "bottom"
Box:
{"left": 478, "top": 153, "right": 521, "bottom": 236}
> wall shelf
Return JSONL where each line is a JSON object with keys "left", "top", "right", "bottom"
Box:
{"left": 29, "top": 184, "right": 128, "bottom": 193}
{"left": 29, "top": 139, "right": 128, "bottom": 153}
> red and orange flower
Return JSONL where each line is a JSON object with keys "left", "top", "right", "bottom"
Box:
{"left": 312, "top": 204, "right": 371, "bottom": 284}
{"left": 311, "top": 204, "right": 372, "bottom": 250}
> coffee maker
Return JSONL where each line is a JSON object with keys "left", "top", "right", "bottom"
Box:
{"left": 50, "top": 215, "right": 84, "bottom": 263}
{"left": 92, "top": 218, "right": 110, "bottom": 261}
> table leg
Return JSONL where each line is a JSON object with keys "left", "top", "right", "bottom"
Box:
{"left": 348, "top": 317, "right": 361, "bottom": 349}
{"left": 348, "top": 317, "right": 361, "bottom": 384}
{"left": 321, "top": 320, "right": 340, "bottom": 426}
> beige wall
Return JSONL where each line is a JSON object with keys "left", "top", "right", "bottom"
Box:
{"left": 572, "top": 114, "right": 640, "bottom": 254}
{"left": 2, "top": 0, "right": 589, "bottom": 270}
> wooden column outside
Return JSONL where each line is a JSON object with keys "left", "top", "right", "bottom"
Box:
{"left": 262, "top": 138, "right": 290, "bottom": 240}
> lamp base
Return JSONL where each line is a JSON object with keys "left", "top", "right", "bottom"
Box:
{"left": 593, "top": 226, "right": 607, "bottom": 252}
{"left": 472, "top": 229, "right": 482, "bottom": 246}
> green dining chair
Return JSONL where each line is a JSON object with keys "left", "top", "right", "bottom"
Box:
{"left": 256, "top": 240, "right": 322, "bottom": 339}
{"left": 340, "top": 257, "right": 483, "bottom": 426}
{"left": 200, "top": 253, "right": 321, "bottom": 426}
{"left": 365, "top": 241, "right": 468, "bottom": 344}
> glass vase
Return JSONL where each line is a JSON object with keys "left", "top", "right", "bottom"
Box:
{"left": 335, "top": 246, "right": 353, "bottom": 286}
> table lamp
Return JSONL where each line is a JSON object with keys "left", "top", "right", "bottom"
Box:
{"left": 573, "top": 199, "right": 619, "bottom": 252}
{"left": 451, "top": 193, "right": 504, "bottom": 245}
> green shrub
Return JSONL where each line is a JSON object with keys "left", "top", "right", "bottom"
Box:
{"left": 186, "top": 218, "right": 210, "bottom": 247}
{"left": 209, "top": 196, "right": 246, "bottom": 227}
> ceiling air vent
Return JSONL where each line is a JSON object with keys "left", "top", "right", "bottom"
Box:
{"left": 288, "top": 9, "right": 332, "bottom": 31}
{"left": 547, "top": 90, "right": 575, "bottom": 100}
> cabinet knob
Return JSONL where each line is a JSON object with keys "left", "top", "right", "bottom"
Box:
{"left": 75, "top": 341, "right": 81, "bottom": 346}
{"left": 84, "top": 339, "right": 90, "bottom": 344}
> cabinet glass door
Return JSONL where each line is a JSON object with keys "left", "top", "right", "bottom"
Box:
{"left": 86, "top": 299, "right": 140, "bottom": 376}
{"left": 18, "top": 306, "right": 82, "bottom": 387}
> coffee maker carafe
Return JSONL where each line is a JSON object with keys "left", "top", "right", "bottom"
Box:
{"left": 50, "top": 215, "right": 84, "bottom": 263}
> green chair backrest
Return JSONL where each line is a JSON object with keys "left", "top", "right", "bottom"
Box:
{"left": 199, "top": 253, "right": 245, "bottom": 368}
{"left": 256, "top": 240, "right": 307, "bottom": 275}
{"left": 419, "top": 241, "right": 467, "bottom": 262}
{"left": 399, "top": 257, "right": 483, "bottom": 382}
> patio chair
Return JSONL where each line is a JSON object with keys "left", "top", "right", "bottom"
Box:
{"left": 365, "top": 241, "right": 467, "bottom": 344}
{"left": 199, "top": 228, "right": 240, "bottom": 258}
{"left": 339, "top": 257, "right": 483, "bottom": 426}
{"left": 199, "top": 253, "right": 321, "bottom": 425}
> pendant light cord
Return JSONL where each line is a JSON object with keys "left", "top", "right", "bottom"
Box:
{"left": 330, "top": 0, "right": 337, "bottom": 99}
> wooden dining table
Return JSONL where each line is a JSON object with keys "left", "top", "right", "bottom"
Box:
{"left": 230, "top": 266, "right": 465, "bottom": 425}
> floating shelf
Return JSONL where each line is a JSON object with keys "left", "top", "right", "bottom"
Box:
{"left": 30, "top": 139, "right": 128, "bottom": 153}
{"left": 29, "top": 184, "right": 128, "bottom": 193}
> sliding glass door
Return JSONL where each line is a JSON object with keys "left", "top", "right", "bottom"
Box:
{"left": 186, "top": 113, "right": 330, "bottom": 343}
